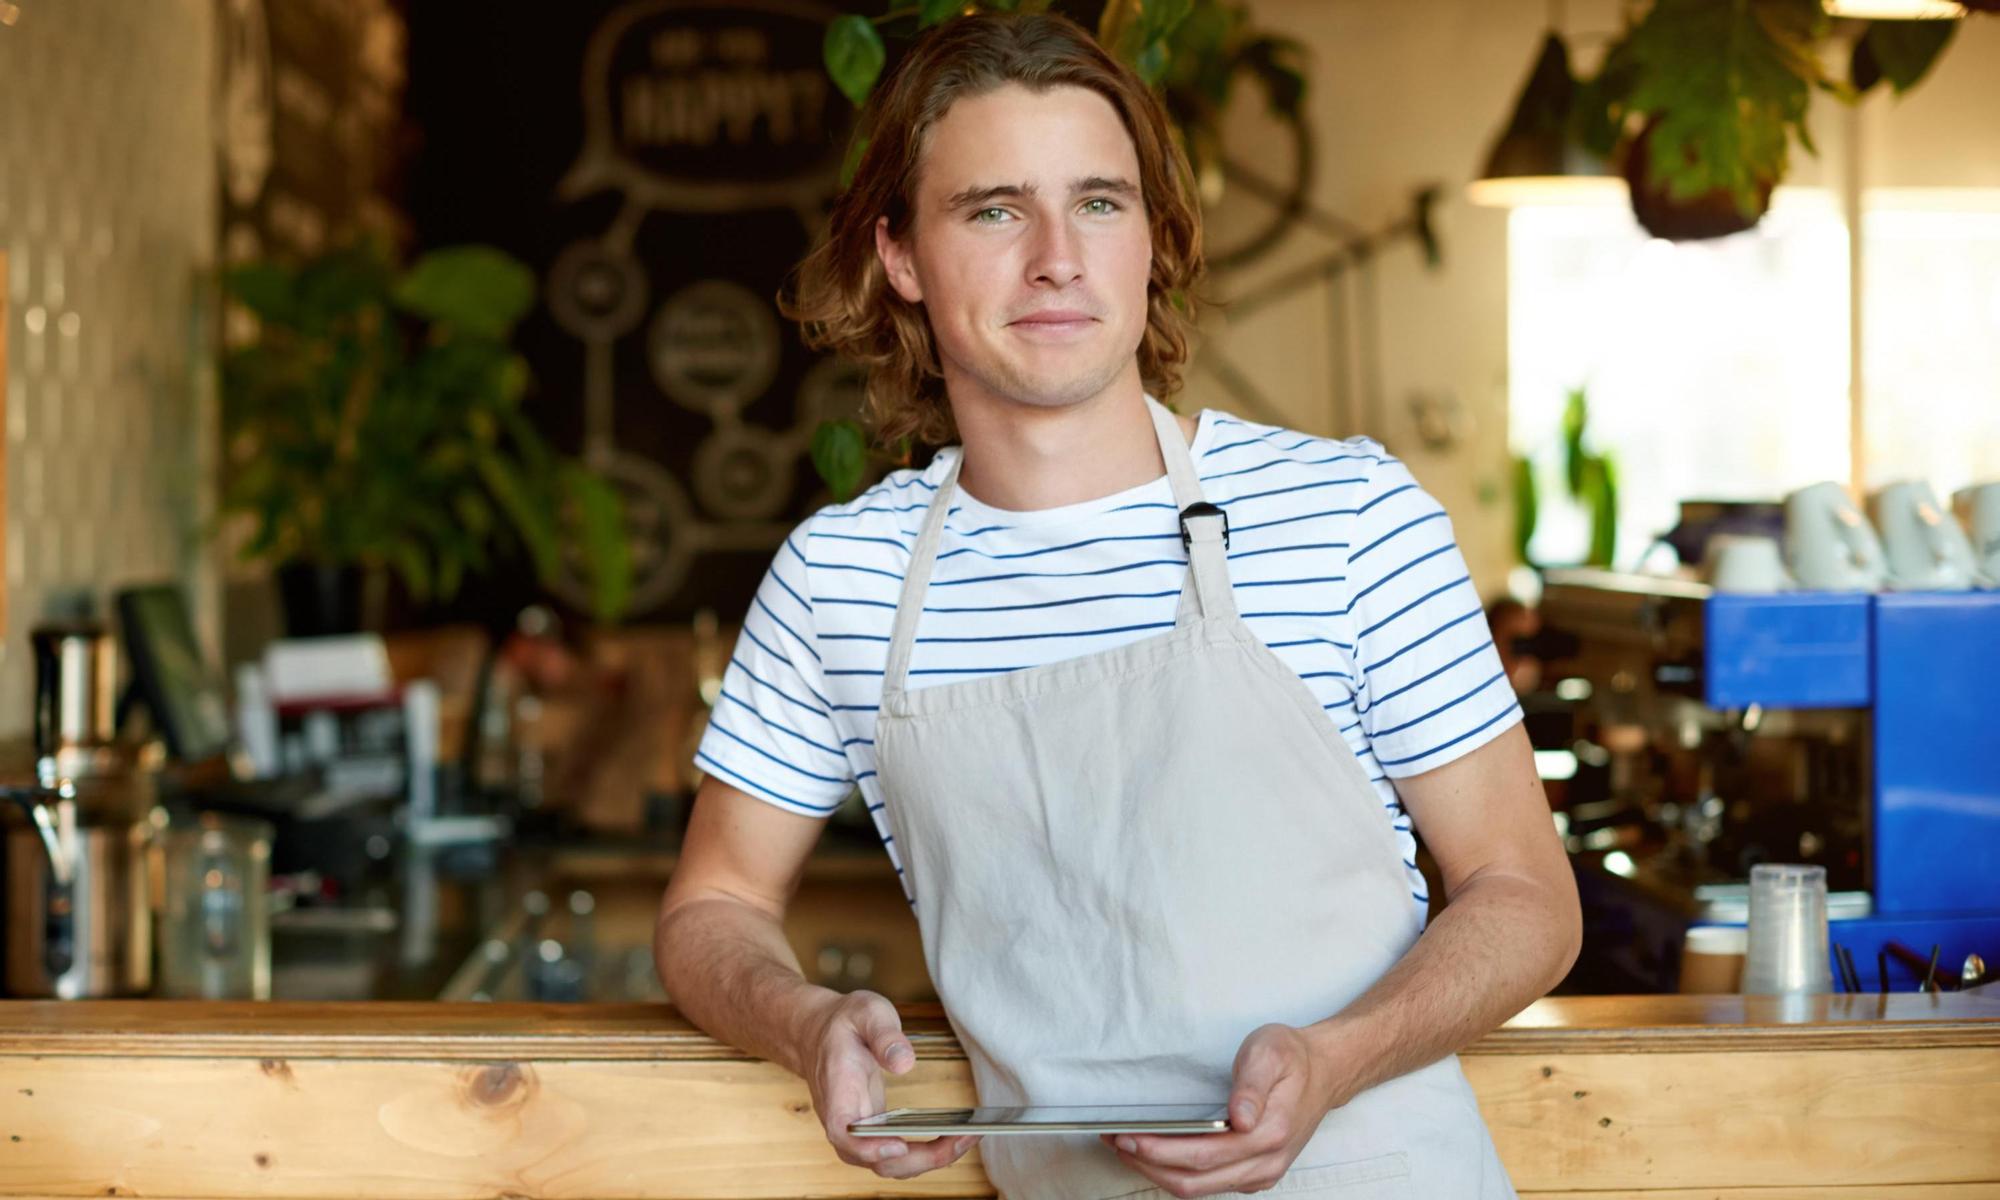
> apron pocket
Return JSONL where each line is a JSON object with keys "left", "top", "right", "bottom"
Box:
{"left": 1104, "top": 1150, "right": 1411, "bottom": 1200}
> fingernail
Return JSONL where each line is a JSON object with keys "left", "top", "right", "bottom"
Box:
{"left": 877, "top": 1142, "right": 907, "bottom": 1159}
{"left": 1116, "top": 1136, "right": 1136, "bottom": 1154}
{"left": 1238, "top": 1100, "right": 1260, "bottom": 1125}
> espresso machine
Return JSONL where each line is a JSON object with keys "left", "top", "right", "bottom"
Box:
{"left": 1, "top": 624, "right": 160, "bottom": 998}
{"left": 1536, "top": 569, "right": 2000, "bottom": 992}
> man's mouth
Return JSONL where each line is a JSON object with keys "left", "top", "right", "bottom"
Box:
{"left": 1008, "top": 309, "right": 1098, "bottom": 337}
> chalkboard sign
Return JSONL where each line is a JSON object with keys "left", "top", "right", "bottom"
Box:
{"left": 407, "top": 0, "right": 882, "bottom": 625}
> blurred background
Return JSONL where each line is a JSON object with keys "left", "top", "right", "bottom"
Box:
{"left": 0, "top": 0, "right": 1995, "bottom": 1007}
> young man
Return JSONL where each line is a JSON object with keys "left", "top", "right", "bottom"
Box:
{"left": 655, "top": 13, "right": 1578, "bottom": 1198}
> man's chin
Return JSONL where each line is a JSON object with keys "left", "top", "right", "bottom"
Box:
{"left": 939, "top": 341, "right": 1137, "bottom": 412}
{"left": 996, "top": 370, "right": 1126, "bottom": 411}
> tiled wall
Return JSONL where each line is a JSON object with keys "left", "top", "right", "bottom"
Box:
{"left": 0, "top": 0, "right": 219, "bottom": 737}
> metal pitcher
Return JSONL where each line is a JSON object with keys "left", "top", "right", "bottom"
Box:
{"left": 2, "top": 779, "right": 154, "bottom": 998}
{"left": 2, "top": 623, "right": 157, "bottom": 998}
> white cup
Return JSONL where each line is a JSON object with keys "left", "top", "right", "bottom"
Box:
{"left": 1784, "top": 482, "right": 1887, "bottom": 592}
{"left": 1871, "top": 480, "right": 1977, "bottom": 591}
{"left": 1953, "top": 482, "right": 2000, "bottom": 587}
{"left": 1705, "top": 534, "right": 1789, "bottom": 593}
{"left": 1680, "top": 924, "right": 1748, "bottom": 994}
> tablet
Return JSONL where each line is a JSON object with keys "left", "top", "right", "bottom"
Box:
{"left": 849, "top": 1104, "right": 1231, "bottom": 1136}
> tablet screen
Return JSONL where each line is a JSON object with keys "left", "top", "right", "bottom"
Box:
{"left": 850, "top": 1103, "right": 1230, "bottom": 1136}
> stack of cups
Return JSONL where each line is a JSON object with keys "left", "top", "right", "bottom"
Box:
{"left": 1743, "top": 864, "right": 1832, "bottom": 995}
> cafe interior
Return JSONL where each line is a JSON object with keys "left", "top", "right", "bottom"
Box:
{"left": 0, "top": 0, "right": 1997, "bottom": 1196}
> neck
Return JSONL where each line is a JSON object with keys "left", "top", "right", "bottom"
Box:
{"left": 948, "top": 374, "right": 1196, "bottom": 513}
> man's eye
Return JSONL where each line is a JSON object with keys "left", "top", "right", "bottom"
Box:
{"left": 973, "top": 207, "right": 1011, "bottom": 223}
{"left": 1081, "top": 197, "right": 1121, "bottom": 215}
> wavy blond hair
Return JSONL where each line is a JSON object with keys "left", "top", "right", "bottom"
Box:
{"left": 780, "top": 11, "right": 1206, "bottom": 451}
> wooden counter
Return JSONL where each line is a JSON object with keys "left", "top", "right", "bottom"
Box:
{"left": 1, "top": 993, "right": 1996, "bottom": 1198}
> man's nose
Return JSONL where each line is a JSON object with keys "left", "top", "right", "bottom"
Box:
{"left": 1026, "top": 216, "right": 1084, "bottom": 288}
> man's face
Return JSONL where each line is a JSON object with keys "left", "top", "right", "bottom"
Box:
{"left": 876, "top": 83, "right": 1153, "bottom": 413}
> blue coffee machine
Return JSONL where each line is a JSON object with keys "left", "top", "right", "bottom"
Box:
{"left": 1705, "top": 588, "right": 2000, "bottom": 987}
{"left": 1539, "top": 572, "right": 2000, "bottom": 993}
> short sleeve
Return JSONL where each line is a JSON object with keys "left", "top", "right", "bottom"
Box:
{"left": 693, "top": 517, "right": 856, "bottom": 815}
{"left": 1344, "top": 454, "right": 1521, "bottom": 777}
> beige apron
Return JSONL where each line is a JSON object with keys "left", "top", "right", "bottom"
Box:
{"left": 876, "top": 397, "right": 1514, "bottom": 1199}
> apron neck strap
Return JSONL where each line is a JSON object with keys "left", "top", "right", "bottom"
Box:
{"left": 883, "top": 397, "right": 1230, "bottom": 704}
{"left": 1147, "top": 398, "right": 1234, "bottom": 625}
{"left": 884, "top": 446, "right": 963, "bottom": 704}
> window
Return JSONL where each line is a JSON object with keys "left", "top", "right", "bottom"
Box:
{"left": 1862, "top": 204, "right": 2000, "bottom": 491}
{"left": 1507, "top": 191, "right": 2000, "bottom": 569}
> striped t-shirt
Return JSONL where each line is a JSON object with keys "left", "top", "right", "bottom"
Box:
{"left": 694, "top": 405, "right": 1523, "bottom": 909}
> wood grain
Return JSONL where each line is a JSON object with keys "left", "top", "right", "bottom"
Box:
{"left": 1, "top": 251, "right": 7, "bottom": 642}
{"left": 1, "top": 995, "right": 1996, "bottom": 1197}
{"left": 2, "top": 993, "right": 1993, "bottom": 1060}
{"left": 1465, "top": 1048, "right": 2000, "bottom": 1190}
{"left": 0, "top": 1055, "right": 989, "bottom": 1199}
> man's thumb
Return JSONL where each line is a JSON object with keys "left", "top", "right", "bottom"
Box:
{"left": 1230, "top": 1036, "right": 1286, "bottom": 1127}
{"left": 860, "top": 1005, "right": 916, "bottom": 1074}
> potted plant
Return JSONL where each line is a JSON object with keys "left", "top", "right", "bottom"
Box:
{"left": 219, "top": 237, "right": 631, "bottom": 634}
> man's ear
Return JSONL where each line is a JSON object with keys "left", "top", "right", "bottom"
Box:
{"left": 875, "top": 215, "right": 924, "bottom": 304}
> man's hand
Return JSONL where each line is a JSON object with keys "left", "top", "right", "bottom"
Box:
{"left": 1099, "top": 1024, "right": 1347, "bottom": 1197}
{"left": 799, "top": 989, "right": 982, "bottom": 1180}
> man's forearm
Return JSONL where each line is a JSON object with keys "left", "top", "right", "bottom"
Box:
{"left": 1301, "top": 870, "right": 1580, "bottom": 1102}
{"left": 654, "top": 893, "right": 841, "bottom": 1078}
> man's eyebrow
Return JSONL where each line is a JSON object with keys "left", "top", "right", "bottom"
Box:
{"left": 944, "top": 182, "right": 1034, "bottom": 211}
{"left": 941, "top": 176, "right": 1140, "bottom": 211}
{"left": 1072, "top": 175, "right": 1139, "bottom": 198}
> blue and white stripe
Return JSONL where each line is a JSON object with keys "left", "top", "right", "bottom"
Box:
{"left": 695, "top": 407, "right": 1522, "bottom": 910}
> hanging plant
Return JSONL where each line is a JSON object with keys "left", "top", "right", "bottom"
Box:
{"left": 1573, "top": 0, "right": 1831, "bottom": 240}
{"left": 1571, "top": 0, "right": 1985, "bottom": 241}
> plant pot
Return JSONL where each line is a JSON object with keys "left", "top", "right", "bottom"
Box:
{"left": 1621, "top": 118, "right": 1773, "bottom": 242}
{"left": 275, "top": 561, "right": 370, "bottom": 637}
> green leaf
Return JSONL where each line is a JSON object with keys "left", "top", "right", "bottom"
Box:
{"left": 1170, "top": 2, "right": 1239, "bottom": 103}
{"left": 223, "top": 263, "right": 297, "bottom": 326}
{"left": 1570, "top": 34, "right": 1638, "bottom": 161}
{"left": 1512, "top": 454, "right": 1539, "bottom": 568}
{"left": 453, "top": 490, "right": 495, "bottom": 540}
{"left": 1581, "top": 454, "right": 1619, "bottom": 568}
{"left": 436, "top": 553, "right": 465, "bottom": 603}
{"left": 1140, "top": 0, "right": 1194, "bottom": 43}
{"left": 388, "top": 537, "right": 434, "bottom": 603}
{"left": 917, "top": 0, "right": 960, "bottom": 28}
{"left": 840, "top": 130, "right": 872, "bottom": 190}
{"left": 560, "top": 464, "right": 633, "bottom": 623}
{"left": 393, "top": 246, "right": 537, "bottom": 338}
{"left": 1098, "top": 0, "right": 1145, "bottom": 63}
{"left": 1620, "top": 0, "right": 1827, "bottom": 217}
{"left": 1562, "top": 387, "right": 1588, "bottom": 498}
{"left": 1136, "top": 38, "right": 1170, "bottom": 85}
{"left": 477, "top": 452, "right": 559, "bottom": 583}
{"left": 1862, "top": 18, "right": 1956, "bottom": 94}
{"left": 811, "top": 418, "right": 869, "bottom": 502}
{"left": 825, "top": 15, "right": 886, "bottom": 107}
{"left": 294, "top": 240, "right": 394, "bottom": 330}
